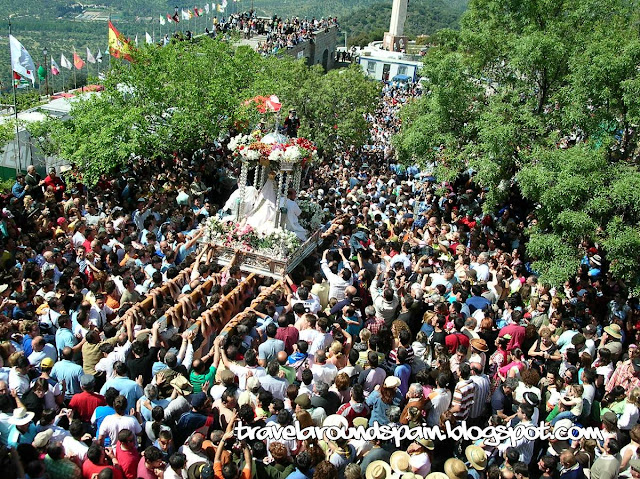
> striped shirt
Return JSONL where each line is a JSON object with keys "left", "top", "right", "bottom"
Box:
{"left": 469, "top": 374, "right": 491, "bottom": 419}
{"left": 451, "top": 378, "right": 475, "bottom": 422}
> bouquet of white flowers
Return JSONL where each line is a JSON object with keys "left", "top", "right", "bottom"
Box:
{"left": 257, "top": 229, "right": 301, "bottom": 258}
{"left": 204, "top": 216, "right": 230, "bottom": 243}
{"left": 298, "top": 200, "right": 327, "bottom": 231}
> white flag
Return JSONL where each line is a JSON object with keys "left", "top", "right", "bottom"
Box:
{"left": 146, "top": 32, "right": 153, "bottom": 44}
{"left": 96, "top": 49, "right": 103, "bottom": 63}
{"left": 134, "top": 34, "right": 138, "bottom": 46}
{"left": 86, "top": 47, "right": 96, "bottom": 64}
{"left": 182, "top": 9, "right": 189, "bottom": 20}
{"left": 9, "top": 35, "right": 36, "bottom": 86}
{"left": 160, "top": 15, "right": 166, "bottom": 25}
{"left": 204, "top": 3, "right": 210, "bottom": 14}
{"left": 50, "top": 57, "right": 60, "bottom": 76}
{"left": 60, "top": 53, "right": 73, "bottom": 70}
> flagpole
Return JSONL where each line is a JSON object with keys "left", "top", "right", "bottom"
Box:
{"left": 8, "top": 17, "right": 21, "bottom": 175}
{"left": 73, "top": 49, "right": 77, "bottom": 90}
{"left": 86, "top": 51, "right": 89, "bottom": 90}
{"left": 61, "top": 61, "right": 66, "bottom": 92}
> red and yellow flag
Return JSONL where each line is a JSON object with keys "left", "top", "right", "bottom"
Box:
{"left": 108, "top": 20, "right": 134, "bottom": 62}
{"left": 73, "top": 52, "right": 85, "bottom": 70}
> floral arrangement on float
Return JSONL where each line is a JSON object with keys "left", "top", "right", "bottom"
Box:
{"left": 228, "top": 133, "right": 319, "bottom": 169}
{"left": 204, "top": 216, "right": 301, "bottom": 259}
{"left": 297, "top": 199, "right": 328, "bottom": 231}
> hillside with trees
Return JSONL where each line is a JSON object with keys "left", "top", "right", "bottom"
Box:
{"left": 341, "top": 0, "right": 468, "bottom": 47}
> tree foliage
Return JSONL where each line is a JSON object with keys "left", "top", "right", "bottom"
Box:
{"left": 393, "top": 0, "right": 640, "bottom": 291}
{"left": 37, "top": 38, "right": 378, "bottom": 184}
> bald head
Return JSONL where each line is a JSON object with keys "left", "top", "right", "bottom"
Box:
{"left": 62, "top": 347, "right": 73, "bottom": 360}
{"left": 277, "top": 351, "right": 288, "bottom": 365}
{"left": 32, "top": 336, "right": 45, "bottom": 349}
{"left": 345, "top": 286, "right": 357, "bottom": 297}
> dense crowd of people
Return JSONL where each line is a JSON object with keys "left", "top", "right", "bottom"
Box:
{"left": 166, "top": 12, "right": 338, "bottom": 56}
{"left": 202, "top": 12, "right": 338, "bottom": 55}
{"left": 0, "top": 77, "right": 639, "bottom": 479}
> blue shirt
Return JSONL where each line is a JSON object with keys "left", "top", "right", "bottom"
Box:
{"left": 466, "top": 296, "right": 491, "bottom": 314}
{"left": 93, "top": 405, "right": 115, "bottom": 445}
{"left": 11, "top": 182, "right": 25, "bottom": 199}
{"left": 22, "top": 335, "right": 34, "bottom": 356}
{"left": 366, "top": 389, "right": 403, "bottom": 426}
{"left": 8, "top": 423, "right": 37, "bottom": 448}
{"left": 55, "top": 328, "right": 77, "bottom": 356}
{"left": 100, "top": 376, "right": 143, "bottom": 411}
{"left": 50, "top": 359, "right": 84, "bottom": 399}
{"left": 287, "top": 469, "right": 311, "bottom": 479}
{"left": 394, "top": 364, "right": 412, "bottom": 397}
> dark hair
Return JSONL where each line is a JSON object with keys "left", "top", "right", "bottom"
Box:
{"left": 144, "top": 446, "right": 163, "bottom": 463}
{"left": 105, "top": 387, "right": 119, "bottom": 407}
{"left": 46, "top": 442, "right": 65, "bottom": 460}
{"left": 169, "top": 452, "right": 187, "bottom": 471}
{"left": 87, "top": 444, "right": 103, "bottom": 464}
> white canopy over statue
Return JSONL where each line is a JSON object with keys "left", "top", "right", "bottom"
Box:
{"left": 221, "top": 130, "right": 318, "bottom": 241}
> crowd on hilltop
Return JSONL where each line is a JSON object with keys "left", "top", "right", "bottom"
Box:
{"left": 206, "top": 12, "right": 337, "bottom": 55}
{"left": 0, "top": 79, "right": 640, "bottom": 479}
{"left": 164, "top": 11, "right": 338, "bottom": 56}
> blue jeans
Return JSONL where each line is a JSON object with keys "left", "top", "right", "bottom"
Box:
{"left": 551, "top": 411, "right": 577, "bottom": 425}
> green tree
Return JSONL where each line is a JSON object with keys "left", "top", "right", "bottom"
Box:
{"left": 37, "top": 38, "right": 378, "bottom": 184}
{"left": 394, "top": 0, "right": 640, "bottom": 291}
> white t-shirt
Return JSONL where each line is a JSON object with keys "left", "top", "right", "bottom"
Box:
{"left": 164, "top": 467, "right": 186, "bottom": 479}
{"left": 28, "top": 344, "right": 58, "bottom": 367}
{"left": 299, "top": 328, "right": 320, "bottom": 345}
{"left": 62, "top": 436, "right": 89, "bottom": 462}
{"left": 409, "top": 452, "right": 432, "bottom": 476}
{"left": 311, "top": 363, "right": 338, "bottom": 385}
{"left": 98, "top": 414, "right": 142, "bottom": 445}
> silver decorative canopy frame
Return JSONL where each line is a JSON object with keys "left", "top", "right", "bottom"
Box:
{"left": 236, "top": 131, "right": 304, "bottom": 229}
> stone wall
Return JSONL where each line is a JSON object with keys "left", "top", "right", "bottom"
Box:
{"left": 283, "top": 26, "right": 338, "bottom": 71}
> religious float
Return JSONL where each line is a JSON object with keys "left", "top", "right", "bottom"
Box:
{"left": 204, "top": 129, "right": 327, "bottom": 278}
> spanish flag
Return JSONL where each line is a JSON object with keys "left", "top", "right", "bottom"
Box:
{"left": 108, "top": 20, "right": 134, "bottom": 62}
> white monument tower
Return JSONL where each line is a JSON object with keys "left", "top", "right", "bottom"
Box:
{"left": 383, "top": 0, "right": 409, "bottom": 52}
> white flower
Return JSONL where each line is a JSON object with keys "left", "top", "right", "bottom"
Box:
{"left": 283, "top": 145, "right": 301, "bottom": 162}
{"left": 269, "top": 149, "right": 284, "bottom": 162}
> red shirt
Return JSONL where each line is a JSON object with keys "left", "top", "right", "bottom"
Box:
{"left": 83, "top": 462, "right": 124, "bottom": 479}
{"left": 499, "top": 324, "right": 526, "bottom": 351}
{"left": 69, "top": 391, "right": 106, "bottom": 423}
{"left": 137, "top": 460, "right": 161, "bottom": 479}
{"left": 114, "top": 441, "right": 141, "bottom": 479}
{"left": 276, "top": 326, "right": 299, "bottom": 355}
{"left": 445, "top": 332, "right": 470, "bottom": 354}
{"left": 43, "top": 175, "right": 65, "bottom": 192}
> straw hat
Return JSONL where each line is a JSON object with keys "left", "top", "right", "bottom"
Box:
{"left": 444, "top": 458, "right": 468, "bottom": 479}
{"left": 469, "top": 338, "right": 489, "bottom": 352}
{"left": 426, "top": 473, "right": 449, "bottom": 479}
{"left": 390, "top": 451, "right": 411, "bottom": 474}
{"left": 384, "top": 376, "right": 402, "bottom": 389}
{"left": 353, "top": 417, "right": 368, "bottom": 428}
{"left": 465, "top": 445, "right": 487, "bottom": 470}
{"left": 9, "top": 407, "right": 35, "bottom": 426}
{"left": 170, "top": 376, "right": 193, "bottom": 395}
{"left": 416, "top": 438, "right": 435, "bottom": 450}
{"left": 366, "top": 461, "right": 393, "bottom": 479}
{"left": 604, "top": 324, "right": 622, "bottom": 340}
{"left": 33, "top": 429, "right": 53, "bottom": 448}
{"left": 323, "top": 414, "right": 349, "bottom": 429}
{"left": 402, "top": 474, "right": 424, "bottom": 479}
